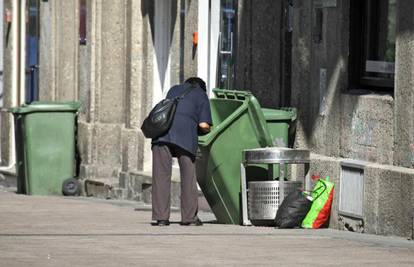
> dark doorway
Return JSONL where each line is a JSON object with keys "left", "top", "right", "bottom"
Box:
{"left": 25, "top": 0, "right": 40, "bottom": 103}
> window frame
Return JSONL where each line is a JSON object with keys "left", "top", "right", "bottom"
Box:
{"left": 349, "top": 0, "right": 396, "bottom": 91}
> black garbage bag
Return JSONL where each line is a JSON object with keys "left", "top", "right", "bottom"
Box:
{"left": 275, "top": 189, "right": 312, "bottom": 228}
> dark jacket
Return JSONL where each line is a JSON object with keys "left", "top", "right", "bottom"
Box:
{"left": 152, "top": 82, "right": 212, "bottom": 156}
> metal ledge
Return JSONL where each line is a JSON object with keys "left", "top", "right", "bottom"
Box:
{"left": 243, "top": 147, "right": 310, "bottom": 164}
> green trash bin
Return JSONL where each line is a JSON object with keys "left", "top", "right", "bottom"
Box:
{"left": 10, "top": 101, "right": 81, "bottom": 195}
{"left": 262, "top": 107, "right": 297, "bottom": 147}
{"left": 262, "top": 107, "right": 297, "bottom": 179}
{"left": 196, "top": 89, "right": 274, "bottom": 224}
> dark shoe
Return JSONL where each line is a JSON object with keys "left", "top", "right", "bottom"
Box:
{"left": 151, "top": 220, "right": 170, "bottom": 226}
{"left": 180, "top": 219, "right": 203, "bottom": 226}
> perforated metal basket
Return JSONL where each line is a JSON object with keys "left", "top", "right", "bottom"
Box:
{"left": 248, "top": 180, "right": 302, "bottom": 220}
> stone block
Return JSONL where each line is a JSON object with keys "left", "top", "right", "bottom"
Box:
{"left": 129, "top": 171, "right": 152, "bottom": 203}
{"left": 363, "top": 167, "right": 380, "bottom": 235}
{"left": 96, "top": 123, "right": 122, "bottom": 167}
{"left": 0, "top": 112, "right": 13, "bottom": 167}
{"left": 394, "top": 0, "right": 414, "bottom": 168}
{"left": 338, "top": 215, "right": 364, "bottom": 233}
{"left": 364, "top": 164, "right": 414, "bottom": 238}
{"left": 56, "top": 0, "right": 78, "bottom": 101}
{"left": 78, "top": 46, "right": 90, "bottom": 120}
{"left": 80, "top": 163, "right": 115, "bottom": 180}
{"left": 183, "top": 0, "right": 198, "bottom": 79}
{"left": 341, "top": 93, "right": 394, "bottom": 164}
{"left": 77, "top": 121, "right": 93, "bottom": 165}
{"left": 376, "top": 169, "right": 412, "bottom": 237}
{"left": 99, "top": 0, "right": 127, "bottom": 124}
{"left": 113, "top": 188, "right": 128, "bottom": 200}
{"left": 121, "top": 128, "right": 140, "bottom": 172}
{"left": 128, "top": 170, "right": 181, "bottom": 208}
{"left": 84, "top": 179, "right": 112, "bottom": 199}
{"left": 309, "top": 154, "right": 342, "bottom": 229}
{"left": 119, "top": 171, "right": 129, "bottom": 189}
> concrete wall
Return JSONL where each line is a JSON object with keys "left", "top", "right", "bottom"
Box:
{"left": 291, "top": 0, "right": 413, "bottom": 167}
{"left": 291, "top": 0, "right": 347, "bottom": 157}
{"left": 235, "top": 0, "right": 283, "bottom": 108}
{"left": 35, "top": 0, "right": 197, "bottom": 189}
{"left": 37, "top": 0, "right": 154, "bottom": 183}
{"left": 341, "top": 93, "right": 394, "bottom": 164}
{"left": 394, "top": 0, "right": 414, "bottom": 169}
{"left": 39, "top": 0, "right": 78, "bottom": 101}
{"left": 1, "top": 0, "right": 17, "bottom": 168}
{"left": 291, "top": 0, "right": 414, "bottom": 238}
{"left": 183, "top": 0, "right": 198, "bottom": 79}
{"left": 310, "top": 154, "right": 414, "bottom": 238}
{"left": 0, "top": 0, "right": 3, "bottom": 108}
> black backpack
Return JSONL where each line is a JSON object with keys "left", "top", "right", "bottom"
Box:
{"left": 141, "top": 87, "right": 192, "bottom": 139}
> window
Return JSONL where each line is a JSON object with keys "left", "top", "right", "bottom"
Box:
{"left": 79, "top": 0, "right": 87, "bottom": 45}
{"left": 218, "top": 0, "right": 237, "bottom": 89}
{"left": 349, "top": 0, "right": 396, "bottom": 90}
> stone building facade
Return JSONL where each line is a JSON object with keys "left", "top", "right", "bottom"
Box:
{"left": 1, "top": 0, "right": 413, "bottom": 238}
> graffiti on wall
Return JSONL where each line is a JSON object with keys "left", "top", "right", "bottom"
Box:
{"left": 351, "top": 116, "right": 377, "bottom": 147}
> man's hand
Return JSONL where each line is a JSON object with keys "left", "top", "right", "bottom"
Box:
{"left": 198, "top": 122, "right": 211, "bottom": 133}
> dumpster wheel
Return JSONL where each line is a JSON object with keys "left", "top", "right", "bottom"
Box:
{"left": 62, "top": 178, "right": 81, "bottom": 196}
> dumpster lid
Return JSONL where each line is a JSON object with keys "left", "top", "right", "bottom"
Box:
{"left": 213, "top": 89, "right": 252, "bottom": 101}
{"left": 9, "top": 101, "right": 82, "bottom": 114}
{"left": 262, "top": 108, "right": 297, "bottom": 121}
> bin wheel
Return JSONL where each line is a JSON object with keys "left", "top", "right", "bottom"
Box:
{"left": 62, "top": 178, "right": 81, "bottom": 196}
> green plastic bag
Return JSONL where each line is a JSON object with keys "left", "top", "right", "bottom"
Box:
{"left": 302, "top": 176, "right": 334, "bottom": 229}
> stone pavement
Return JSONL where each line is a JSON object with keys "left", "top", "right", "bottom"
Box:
{"left": 1, "top": 190, "right": 414, "bottom": 266}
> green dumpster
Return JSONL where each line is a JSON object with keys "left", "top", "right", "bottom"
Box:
{"left": 10, "top": 101, "right": 81, "bottom": 195}
{"left": 262, "top": 107, "right": 297, "bottom": 179}
{"left": 197, "top": 89, "right": 298, "bottom": 224}
{"left": 262, "top": 108, "right": 297, "bottom": 147}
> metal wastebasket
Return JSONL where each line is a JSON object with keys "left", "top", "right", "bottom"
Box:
{"left": 10, "top": 101, "right": 81, "bottom": 195}
{"left": 196, "top": 89, "right": 297, "bottom": 224}
{"left": 248, "top": 180, "right": 302, "bottom": 223}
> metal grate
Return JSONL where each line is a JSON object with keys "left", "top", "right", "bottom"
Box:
{"left": 339, "top": 162, "right": 364, "bottom": 218}
{"left": 248, "top": 181, "right": 302, "bottom": 220}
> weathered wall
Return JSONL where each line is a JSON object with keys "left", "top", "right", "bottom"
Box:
{"left": 78, "top": 0, "right": 154, "bottom": 180}
{"left": 291, "top": 0, "right": 414, "bottom": 238}
{"left": 364, "top": 164, "right": 414, "bottom": 238}
{"left": 38, "top": 0, "right": 155, "bottom": 183}
{"left": 39, "top": 0, "right": 78, "bottom": 101}
{"left": 37, "top": 0, "right": 193, "bottom": 186}
{"left": 394, "top": 0, "right": 414, "bottom": 169}
{"left": 183, "top": 0, "right": 198, "bottom": 79}
{"left": 170, "top": 1, "right": 181, "bottom": 87}
{"left": 341, "top": 93, "right": 394, "bottom": 164}
{"left": 292, "top": 0, "right": 413, "bottom": 166}
{"left": 291, "top": 0, "right": 347, "bottom": 157}
{"left": 310, "top": 154, "right": 414, "bottom": 239}
{"left": 236, "top": 0, "right": 283, "bottom": 108}
{"left": 0, "top": 0, "right": 15, "bottom": 167}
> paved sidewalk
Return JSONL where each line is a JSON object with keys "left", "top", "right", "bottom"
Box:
{"left": 1, "top": 191, "right": 414, "bottom": 266}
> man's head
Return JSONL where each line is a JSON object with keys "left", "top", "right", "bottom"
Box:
{"left": 185, "top": 77, "right": 207, "bottom": 92}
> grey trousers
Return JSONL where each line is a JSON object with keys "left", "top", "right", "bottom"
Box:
{"left": 152, "top": 143, "right": 198, "bottom": 222}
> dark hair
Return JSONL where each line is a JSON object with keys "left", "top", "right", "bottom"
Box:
{"left": 185, "top": 77, "right": 207, "bottom": 92}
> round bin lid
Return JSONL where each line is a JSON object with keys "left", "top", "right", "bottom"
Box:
{"left": 8, "top": 101, "right": 82, "bottom": 114}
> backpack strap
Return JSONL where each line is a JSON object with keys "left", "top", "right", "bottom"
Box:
{"left": 176, "top": 85, "right": 194, "bottom": 100}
